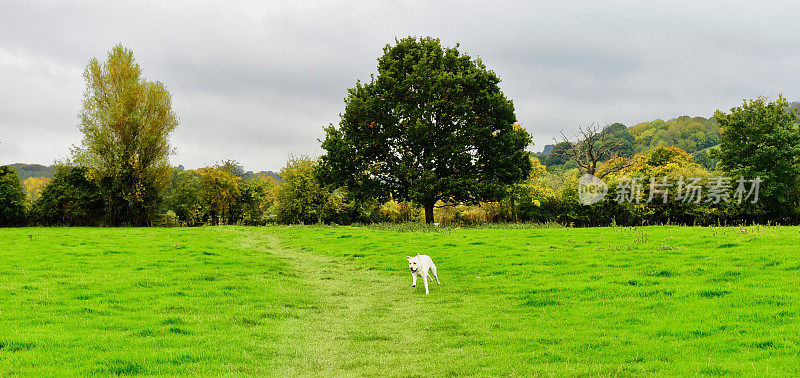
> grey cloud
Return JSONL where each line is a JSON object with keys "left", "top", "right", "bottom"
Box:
{"left": 2, "top": 0, "right": 800, "bottom": 172}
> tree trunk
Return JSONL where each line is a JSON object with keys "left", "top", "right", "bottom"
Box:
{"left": 424, "top": 201, "right": 435, "bottom": 224}
{"left": 511, "top": 196, "right": 517, "bottom": 223}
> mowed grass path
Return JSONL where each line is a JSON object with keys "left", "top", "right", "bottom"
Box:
{"left": 1, "top": 226, "right": 799, "bottom": 375}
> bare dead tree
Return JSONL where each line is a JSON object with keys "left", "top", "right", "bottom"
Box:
{"left": 555, "top": 123, "right": 633, "bottom": 179}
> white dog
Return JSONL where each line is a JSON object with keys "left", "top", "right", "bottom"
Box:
{"left": 406, "top": 253, "right": 440, "bottom": 294}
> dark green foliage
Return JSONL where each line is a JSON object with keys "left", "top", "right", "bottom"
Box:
{"left": 512, "top": 193, "right": 757, "bottom": 227}
{"left": 31, "top": 166, "right": 104, "bottom": 226}
{"left": 601, "top": 123, "right": 635, "bottom": 159}
{"left": 714, "top": 96, "right": 800, "bottom": 218}
{"left": 603, "top": 122, "right": 627, "bottom": 133}
{"left": 541, "top": 141, "right": 574, "bottom": 167}
{"left": 215, "top": 160, "right": 247, "bottom": 224}
{"left": 693, "top": 145, "right": 720, "bottom": 170}
{"left": 0, "top": 166, "right": 28, "bottom": 226}
{"left": 96, "top": 166, "right": 161, "bottom": 226}
{"left": 319, "top": 36, "right": 532, "bottom": 223}
{"left": 164, "top": 169, "right": 203, "bottom": 224}
{"left": 543, "top": 124, "right": 633, "bottom": 171}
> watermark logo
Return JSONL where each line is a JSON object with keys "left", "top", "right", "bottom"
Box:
{"left": 577, "top": 175, "right": 762, "bottom": 206}
{"left": 578, "top": 174, "right": 608, "bottom": 205}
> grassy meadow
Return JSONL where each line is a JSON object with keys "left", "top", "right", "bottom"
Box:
{"left": 1, "top": 225, "right": 799, "bottom": 375}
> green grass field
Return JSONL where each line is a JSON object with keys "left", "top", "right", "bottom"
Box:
{"left": 1, "top": 225, "right": 799, "bottom": 375}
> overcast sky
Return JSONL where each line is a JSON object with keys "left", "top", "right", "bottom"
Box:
{"left": 2, "top": 1, "right": 799, "bottom": 172}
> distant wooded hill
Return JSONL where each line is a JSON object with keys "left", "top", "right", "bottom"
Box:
{"left": 539, "top": 102, "right": 800, "bottom": 160}
{"left": 537, "top": 115, "right": 721, "bottom": 170}
{"left": 8, "top": 163, "right": 54, "bottom": 179}
{"left": 629, "top": 115, "right": 719, "bottom": 154}
{"left": 539, "top": 115, "right": 719, "bottom": 156}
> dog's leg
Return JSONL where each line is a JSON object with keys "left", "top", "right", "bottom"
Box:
{"left": 431, "top": 264, "right": 441, "bottom": 285}
{"left": 412, "top": 273, "right": 417, "bottom": 287}
{"left": 423, "top": 274, "right": 429, "bottom": 294}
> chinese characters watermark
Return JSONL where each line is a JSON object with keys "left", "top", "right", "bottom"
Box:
{"left": 577, "top": 175, "right": 762, "bottom": 205}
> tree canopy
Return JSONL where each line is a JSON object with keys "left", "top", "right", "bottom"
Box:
{"left": 319, "top": 36, "right": 532, "bottom": 223}
{"left": 618, "top": 145, "right": 704, "bottom": 179}
{"left": 601, "top": 123, "right": 635, "bottom": 159}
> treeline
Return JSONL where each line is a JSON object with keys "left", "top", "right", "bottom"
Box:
{"left": 2, "top": 138, "right": 797, "bottom": 228}
{"left": 3, "top": 41, "right": 799, "bottom": 228}
{"left": 0, "top": 157, "right": 492, "bottom": 226}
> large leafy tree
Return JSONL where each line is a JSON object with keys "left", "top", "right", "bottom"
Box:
{"left": 714, "top": 95, "right": 800, "bottom": 217}
{"left": 0, "top": 166, "right": 28, "bottom": 226}
{"left": 319, "top": 37, "right": 531, "bottom": 223}
{"left": 74, "top": 44, "right": 179, "bottom": 226}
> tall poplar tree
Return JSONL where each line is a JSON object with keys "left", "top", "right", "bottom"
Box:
{"left": 75, "top": 44, "right": 179, "bottom": 225}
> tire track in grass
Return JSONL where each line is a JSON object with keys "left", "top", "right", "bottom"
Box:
{"left": 240, "top": 229, "right": 441, "bottom": 376}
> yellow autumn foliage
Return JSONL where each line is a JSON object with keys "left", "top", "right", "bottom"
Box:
{"left": 21, "top": 176, "right": 52, "bottom": 202}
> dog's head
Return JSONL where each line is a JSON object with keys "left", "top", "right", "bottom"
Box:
{"left": 406, "top": 254, "right": 420, "bottom": 273}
